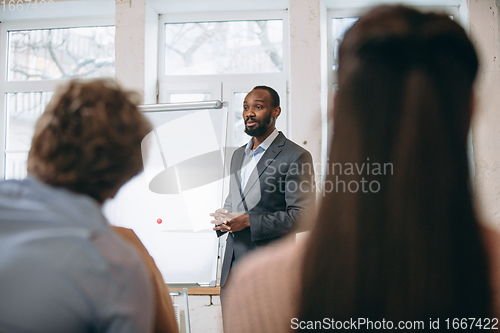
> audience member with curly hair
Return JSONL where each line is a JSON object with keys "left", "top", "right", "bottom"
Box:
{"left": 0, "top": 79, "right": 177, "bottom": 333}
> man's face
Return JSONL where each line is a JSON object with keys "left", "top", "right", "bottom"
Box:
{"left": 243, "top": 89, "right": 275, "bottom": 138}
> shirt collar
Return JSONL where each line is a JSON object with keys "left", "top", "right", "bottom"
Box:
{"left": 244, "top": 128, "right": 279, "bottom": 156}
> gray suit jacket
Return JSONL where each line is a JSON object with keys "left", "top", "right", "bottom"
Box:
{"left": 218, "top": 132, "right": 315, "bottom": 287}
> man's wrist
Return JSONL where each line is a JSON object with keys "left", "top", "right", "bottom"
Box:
{"left": 245, "top": 214, "right": 251, "bottom": 228}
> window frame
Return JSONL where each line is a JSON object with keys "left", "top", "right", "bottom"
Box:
{"left": 157, "top": 10, "right": 290, "bottom": 147}
{"left": 158, "top": 10, "right": 290, "bottom": 82}
{"left": 0, "top": 16, "right": 115, "bottom": 178}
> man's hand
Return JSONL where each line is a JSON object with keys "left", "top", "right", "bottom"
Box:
{"left": 225, "top": 214, "right": 250, "bottom": 232}
{"left": 209, "top": 209, "right": 240, "bottom": 225}
{"left": 209, "top": 209, "right": 250, "bottom": 233}
{"left": 212, "top": 223, "right": 231, "bottom": 233}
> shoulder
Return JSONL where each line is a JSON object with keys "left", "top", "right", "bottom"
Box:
{"left": 229, "top": 144, "right": 247, "bottom": 162}
{"left": 223, "top": 237, "right": 306, "bottom": 333}
{"left": 482, "top": 225, "right": 500, "bottom": 318}
{"left": 111, "top": 226, "right": 161, "bottom": 281}
{"left": 0, "top": 225, "right": 153, "bottom": 331}
{"left": 78, "top": 228, "right": 154, "bottom": 330}
{"left": 278, "top": 133, "right": 313, "bottom": 161}
{"left": 482, "top": 224, "right": 500, "bottom": 270}
{"left": 0, "top": 181, "right": 153, "bottom": 330}
{"left": 93, "top": 228, "right": 152, "bottom": 287}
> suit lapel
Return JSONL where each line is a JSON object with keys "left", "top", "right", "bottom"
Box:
{"left": 241, "top": 132, "right": 286, "bottom": 198}
{"left": 233, "top": 147, "right": 246, "bottom": 194}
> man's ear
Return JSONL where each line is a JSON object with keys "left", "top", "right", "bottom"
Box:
{"left": 273, "top": 106, "right": 281, "bottom": 119}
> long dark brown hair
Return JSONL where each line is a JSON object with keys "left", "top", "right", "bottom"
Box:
{"left": 299, "top": 5, "right": 490, "bottom": 328}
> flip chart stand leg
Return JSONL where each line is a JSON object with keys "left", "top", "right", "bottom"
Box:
{"left": 183, "top": 287, "right": 191, "bottom": 333}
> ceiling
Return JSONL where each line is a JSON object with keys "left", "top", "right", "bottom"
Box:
{"left": 0, "top": 0, "right": 115, "bottom": 21}
{"left": 150, "top": 0, "right": 288, "bottom": 13}
{"left": 0, "top": 0, "right": 463, "bottom": 22}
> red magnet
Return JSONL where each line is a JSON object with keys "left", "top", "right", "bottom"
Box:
{"left": 157, "top": 219, "right": 162, "bottom": 224}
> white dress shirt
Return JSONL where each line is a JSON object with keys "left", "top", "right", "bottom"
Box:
{"left": 240, "top": 128, "right": 279, "bottom": 190}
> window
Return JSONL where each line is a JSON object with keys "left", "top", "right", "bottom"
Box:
{"left": 164, "top": 20, "right": 283, "bottom": 75}
{"left": 0, "top": 18, "right": 115, "bottom": 179}
{"left": 169, "top": 93, "right": 211, "bottom": 103}
{"left": 5, "top": 91, "right": 54, "bottom": 179}
{"left": 158, "top": 11, "right": 289, "bottom": 148}
{"left": 331, "top": 17, "right": 357, "bottom": 72}
{"left": 8, "top": 26, "right": 114, "bottom": 81}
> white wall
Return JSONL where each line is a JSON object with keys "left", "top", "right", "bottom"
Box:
{"left": 115, "top": 0, "right": 158, "bottom": 104}
{"left": 289, "top": 0, "right": 325, "bottom": 183}
{"left": 115, "top": 0, "right": 147, "bottom": 102}
{"left": 144, "top": 2, "right": 159, "bottom": 104}
{"left": 469, "top": 0, "right": 500, "bottom": 228}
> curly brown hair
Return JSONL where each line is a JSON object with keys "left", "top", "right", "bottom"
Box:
{"left": 28, "top": 79, "right": 152, "bottom": 203}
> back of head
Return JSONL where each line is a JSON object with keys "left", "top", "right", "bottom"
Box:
{"left": 28, "top": 79, "right": 151, "bottom": 203}
{"left": 299, "top": 5, "right": 490, "bottom": 325}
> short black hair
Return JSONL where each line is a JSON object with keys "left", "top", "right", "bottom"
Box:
{"left": 252, "top": 85, "right": 280, "bottom": 108}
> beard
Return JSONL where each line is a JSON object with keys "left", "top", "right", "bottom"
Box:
{"left": 244, "top": 111, "right": 273, "bottom": 137}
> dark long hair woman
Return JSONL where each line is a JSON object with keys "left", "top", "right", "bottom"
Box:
{"left": 299, "top": 5, "right": 491, "bottom": 327}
